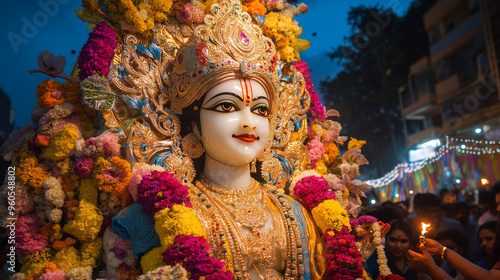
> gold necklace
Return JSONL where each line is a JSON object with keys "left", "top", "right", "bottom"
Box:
{"left": 190, "top": 179, "right": 306, "bottom": 280}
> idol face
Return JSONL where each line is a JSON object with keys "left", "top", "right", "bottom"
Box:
{"left": 198, "top": 78, "right": 270, "bottom": 166}
{"left": 386, "top": 229, "right": 410, "bottom": 259}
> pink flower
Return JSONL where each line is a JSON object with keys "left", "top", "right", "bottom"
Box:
{"left": 298, "top": 3, "right": 309, "bottom": 14}
{"left": 176, "top": 3, "right": 194, "bottom": 23}
{"left": 83, "top": 132, "right": 121, "bottom": 159}
{"left": 306, "top": 138, "right": 324, "bottom": 162}
{"left": 15, "top": 215, "right": 49, "bottom": 258}
{"left": 28, "top": 50, "right": 76, "bottom": 82}
{"left": 74, "top": 156, "right": 95, "bottom": 178}
{"left": 325, "top": 174, "right": 345, "bottom": 191}
{"left": 40, "top": 270, "right": 66, "bottom": 280}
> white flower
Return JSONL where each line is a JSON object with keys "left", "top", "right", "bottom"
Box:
{"left": 66, "top": 266, "right": 93, "bottom": 280}
{"left": 47, "top": 208, "right": 63, "bottom": 223}
{"left": 43, "top": 177, "right": 66, "bottom": 208}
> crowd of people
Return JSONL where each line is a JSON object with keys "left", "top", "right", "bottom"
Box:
{"left": 365, "top": 181, "right": 500, "bottom": 279}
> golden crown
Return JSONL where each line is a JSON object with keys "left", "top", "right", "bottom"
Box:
{"left": 82, "top": 0, "right": 310, "bottom": 187}
{"left": 168, "top": 0, "right": 279, "bottom": 113}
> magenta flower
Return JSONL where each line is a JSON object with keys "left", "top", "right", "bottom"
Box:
{"left": 163, "top": 235, "right": 231, "bottom": 280}
{"left": 294, "top": 175, "right": 336, "bottom": 211}
{"left": 78, "top": 22, "right": 118, "bottom": 81}
{"left": 294, "top": 60, "right": 326, "bottom": 122}
{"left": 28, "top": 50, "right": 76, "bottom": 81}
{"left": 176, "top": 2, "right": 194, "bottom": 23}
{"left": 136, "top": 171, "right": 191, "bottom": 216}
{"left": 15, "top": 215, "right": 49, "bottom": 258}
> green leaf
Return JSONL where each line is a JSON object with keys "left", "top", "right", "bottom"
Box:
{"left": 294, "top": 39, "right": 311, "bottom": 52}
{"left": 75, "top": 8, "right": 107, "bottom": 26}
{"left": 123, "top": 114, "right": 140, "bottom": 129}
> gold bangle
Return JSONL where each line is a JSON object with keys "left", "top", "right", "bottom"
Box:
{"left": 441, "top": 246, "right": 447, "bottom": 262}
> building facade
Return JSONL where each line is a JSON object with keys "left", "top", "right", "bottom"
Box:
{"left": 400, "top": 0, "right": 500, "bottom": 152}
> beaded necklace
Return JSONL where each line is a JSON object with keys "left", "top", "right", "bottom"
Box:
{"left": 190, "top": 178, "right": 306, "bottom": 280}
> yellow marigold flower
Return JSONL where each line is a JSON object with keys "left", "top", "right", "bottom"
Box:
{"left": 141, "top": 247, "right": 166, "bottom": 273}
{"left": 52, "top": 246, "right": 80, "bottom": 273}
{"left": 57, "top": 158, "right": 72, "bottom": 176}
{"left": 106, "top": 0, "right": 154, "bottom": 35}
{"left": 289, "top": 132, "right": 305, "bottom": 142}
{"left": 51, "top": 224, "right": 63, "bottom": 242}
{"left": 324, "top": 143, "right": 339, "bottom": 165}
{"left": 20, "top": 248, "right": 52, "bottom": 277}
{"left": 154, "top": 204, "right": 203, "bottom": 248}
{"left": 17, "top": 156, "right": 50, "bottom": 194}
{"left": 348, "top": 137, "right": 366, "bottom": 150}
{"left": 80, "top": 117, "right": 96, "bottom": 139}
{"left": 343, "top": 188, "right": 349, "bottom": 201}
{"left": 80, "top": 179, "right": 98, "bottom": 205}
{"left": 41, "top": 124, "right": 80, "bottom": 161}
{"left": 314, "top": 160, "right": 327, "bottom": 176}
{"left": 150, "top": 0, "right": 174, "bottom": 22}
{"left": 204, "top": 0, "right": 220, "bottom": 13}
{"left": 80, "top": 238, "right": 102, "bottom": 268}
{"left": 246, "top": 0, "right": 267, "bottom": 15}
{"left": 63, "top": 200, "right": 103, "bottom": 241}
{"left": 311, "top": 199, "right": 351, "bottom": 234}
{"left": 262, "top": 12, "right": 298, "bottom": 62}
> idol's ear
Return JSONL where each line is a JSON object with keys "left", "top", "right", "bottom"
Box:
{"left": 192, "top": 122, "right": 202, "bottom": 140}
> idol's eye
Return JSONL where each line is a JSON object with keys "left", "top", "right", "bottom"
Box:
{"left": 207, "top": 100, "right": 239, "bottom": 112}
{"left": 251, "top": 103, "right": 269, "bottom": 117}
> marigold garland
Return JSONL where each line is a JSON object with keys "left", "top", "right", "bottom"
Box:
{"left": 35, "top": 80, "right": 81, "bottom": 110}
{"left": 63, "top": 200, "right": 103, "bottom": 241}
{"left": 93, "top": 156, "right": 132, "bottom": 199}
{"left": 79, "top": 238, "right": 102, "bottom": 268}
{"left": 311, "top": 199, "right": 351, "bottom": 234}
{"left": 40, "top": 124, "right": 80, "bottom": 161}
{"left": 16, "top": 156, "right": 50, "bottom": 194}
{"left": 141, "top": 247, "right": 167, "bottom": 274}
{"left": 262, "top": 12, "right": 298, "bottom": 62}
{"left": 154, "top": 204, "right": 203, "bottom": 248}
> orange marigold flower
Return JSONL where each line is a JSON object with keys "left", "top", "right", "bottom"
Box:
{"left": 246, "top": 0, "right": 267, "bottom": 15}
{"left": 35, "top": 134, "right": 50, "bottom": 147}
{"left": 324, "top": 143, "right": 340, "bottom": 165}
{"left": 94, "top": 156, "right": 132, "bottom": 199}
{"left": 35, "top": 79, "right": 81, "bottom": 110}
{"left": 39, "top": 222, "right": 55, "bottom": 237}
{"left": 17, "top": 156, "right": 50, "bottom": 194}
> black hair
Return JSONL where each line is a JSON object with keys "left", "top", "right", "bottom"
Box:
{"left": 435, "top": 229, "right": 465, "bottom": 250}
{"left": 388, "top": 219, "right": 415, "bottom": 244}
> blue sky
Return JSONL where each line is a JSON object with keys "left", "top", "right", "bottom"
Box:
{"left": 0, "top": 0, "right": 412, "bottom": 128}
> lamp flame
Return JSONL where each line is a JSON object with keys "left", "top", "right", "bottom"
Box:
{"left": 421, "top": 222, "right": 431, "bottom": 235}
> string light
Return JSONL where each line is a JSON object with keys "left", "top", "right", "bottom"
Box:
{"left": 366, "top": 136, "right": 499, "bottom": 188}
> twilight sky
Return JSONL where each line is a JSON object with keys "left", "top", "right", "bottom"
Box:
{"left": 0, "top": 0, "right": 412, "bottom": 128}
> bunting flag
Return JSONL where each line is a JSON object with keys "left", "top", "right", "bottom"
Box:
{"left": 369, "top": 136, "right": 500, "bottom": 202}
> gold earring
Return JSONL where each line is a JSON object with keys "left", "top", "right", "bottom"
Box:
{"left": 251, "top": 159, "right": 257, "bottom": 173}
{"left": 181, "top": 133, "right": 205, "bottom": 159}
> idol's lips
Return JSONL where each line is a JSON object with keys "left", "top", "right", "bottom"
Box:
{"left": 232, "top": 134, "right": 260, "bottom": 142}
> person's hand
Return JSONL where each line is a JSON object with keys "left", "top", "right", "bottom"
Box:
{"left": 423, "top": 238, "right": 444, "bottom": 256}
{"left": 407, "top": 244, "right": 437, "bottom": 275}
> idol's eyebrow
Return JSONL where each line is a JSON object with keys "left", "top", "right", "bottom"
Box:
{"left": 253, "top": 96, "right": 268, "bottom": 102}
{"left": 203, "top": 92, "right": 243, "bottom": 105}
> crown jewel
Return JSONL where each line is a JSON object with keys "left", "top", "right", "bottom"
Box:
{"left": 168, "top": 0, "right": 279, "bottom": 112}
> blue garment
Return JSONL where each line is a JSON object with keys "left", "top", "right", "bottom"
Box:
{"left": 288, "top": 196, "right": 311, "bottom": 280}
{"left": 476, "top": 256, "right": 493, "bottom": 270}
{"left": 366, "top": 247, "right": 419, "bottom": 280}
{"left": 111, "top": 203, "right": 161, "bottom": 256}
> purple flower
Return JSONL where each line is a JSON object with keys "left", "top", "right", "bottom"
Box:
{"left": 294, "top": 60, "right": 326, "bottom": 122}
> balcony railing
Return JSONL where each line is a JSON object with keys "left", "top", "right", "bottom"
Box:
{"left": 402, "top": 81, "right": 435, "bottom": 108}
{"left": 430, "top": 11, "right": 482, "bottom": 56}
